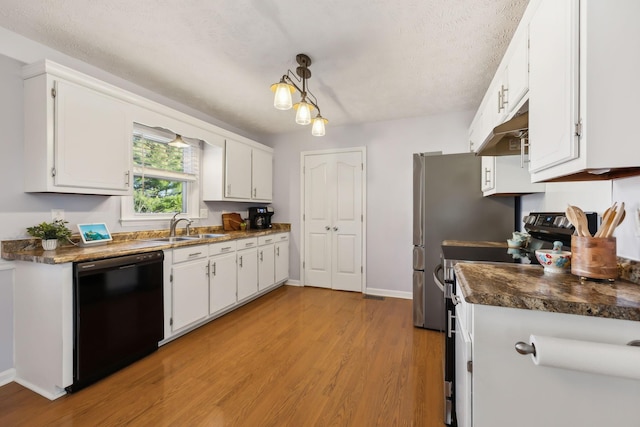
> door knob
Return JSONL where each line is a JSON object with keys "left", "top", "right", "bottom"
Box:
{"left": 333, "top": 226, "right": 339, "bottom": 231}
{"left": 325, "top": 226, "right": 330, "bottom": 231}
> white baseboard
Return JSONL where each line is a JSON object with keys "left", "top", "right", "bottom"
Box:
{"left": 0, "top": 368, "right": 15, "bottom": 387}
{"left": 284, "top": 279, "right": 302, "bottom": 287}
{"left": 14, "top": 377, "right": 66, "bottom": 400}
{"left": 365, "top": 288, "right": 412, "bottom": 300}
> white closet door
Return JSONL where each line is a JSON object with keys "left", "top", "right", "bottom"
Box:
{"left": 303, "top": 150, "right": 364, "bottom": 292}
{"left": 331, "top": 152, "right": 363, "bottom": 292}
{"left": 303, "top": 154, "right": 332, "bottom": 288}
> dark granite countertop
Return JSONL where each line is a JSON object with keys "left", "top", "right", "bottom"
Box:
{"left": 454, "top": 262, "right": 640, "bottom": 321}
{"left": 1, "top": 224, "right": 290, "bottom": 264}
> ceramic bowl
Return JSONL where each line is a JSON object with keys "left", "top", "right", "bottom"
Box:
{"left": 535, "top": 249, "right": 572, "bottom": 273}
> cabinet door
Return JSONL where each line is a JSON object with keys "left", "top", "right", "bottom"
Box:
{"left": 505, "top": 32, "right": 529, "bottom": 113}
{"left": 455, "top": 315, "right": 472, "bottom": 427}
{"left": 224, "top": 139, "right": 252, "bottom": 199}
{"left": 54, "top": 79, "right": 131, "bottom": 192}
{"left": 252, "top": 149, "right": 273, "bottom": 201}
{"left": 237, "top": 248, "right": 258, "bottom": 301}
{"left": 209, "top": 252, "right": 237, "bottom": 314}
{"left": 528, "top": 0, "right": 580, "bottom": 173}
{"left": 275, "top": 239, "right": 289, "bottom": 284}
{"left": 481, "top": 156, "right": 495, "bottom": 192}
{"left": 172, "top": 259, "right": 209, "bottom": 331}
{"left": 258, "top": 244, "right": 275, "bottom": 291}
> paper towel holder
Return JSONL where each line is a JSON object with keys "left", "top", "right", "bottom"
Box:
{"left": 515, "top": 341, "right": 537, "bottom": 356}
{"left": 516, "top": 339, "right": 640, "bottom": 356}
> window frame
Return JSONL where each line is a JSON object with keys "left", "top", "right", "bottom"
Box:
{"left": 120, "top": 123, "right": 203, "bottom": 226}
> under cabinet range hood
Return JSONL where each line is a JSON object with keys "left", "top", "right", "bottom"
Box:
{"left": 476, "top": 112, "right": 528, "bottom": 156}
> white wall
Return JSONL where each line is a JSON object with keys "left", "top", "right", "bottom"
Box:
{"left": 266, "top": 112, "right": 473, "bottom": 296}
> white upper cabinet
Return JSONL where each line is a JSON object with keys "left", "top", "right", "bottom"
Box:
{"left": 252, "top": 148, "right": 273, "bottom": 201}
{"left": 504, "top": 32, "right": 529, "bottom": 114}
{"left": 481, "top": 156, "right": 545, "bottom": 197}
{"left": 225, "top": 139, "right": 253, "bottom": 199}
{"left": 528, "top": 0, "right": 640, "bottom": 182}
{"left": 470, "top": 13, "right": 532, "bottom": 156}
{"left": 23, "top": 61, "right": 132, "bottom": 195}
{"left": 203, "top": 138, "right": 274, "bottom": 202}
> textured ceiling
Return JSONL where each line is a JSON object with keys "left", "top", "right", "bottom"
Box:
{"left": 0, "top": 0, "right": 529, "bottom": 136}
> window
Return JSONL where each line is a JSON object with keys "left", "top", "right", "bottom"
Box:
{"left": 121, "top": 123, "right": 202, "bottom": 223}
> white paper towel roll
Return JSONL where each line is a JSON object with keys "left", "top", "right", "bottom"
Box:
{"left": 529, "top": 335, "right": 640, "bottom": 381}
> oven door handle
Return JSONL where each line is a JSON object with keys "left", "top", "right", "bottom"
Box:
{"left": 433, "top": 264, "right": 445, "bottom": 293}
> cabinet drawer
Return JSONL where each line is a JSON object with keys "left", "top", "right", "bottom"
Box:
{"left": 258, "top": 235, "right": 276, "bottom": 246}
{"left": 237, "top": 237, "right": 258, "bottom": 250}
{"left": 173, "top": 245, "right": 208, "bottom": 263}
{"left": 209, "top": 240, "right": 237, "bottom": 256}
{"left": 275, "top": 232, "right": 289, "bottom": 242}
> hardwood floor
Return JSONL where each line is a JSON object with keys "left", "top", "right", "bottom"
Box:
{"left": 0, "top": 286, "right": 444, "bottom": 426}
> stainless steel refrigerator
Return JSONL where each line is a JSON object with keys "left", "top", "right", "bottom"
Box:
{"left": 412, "top": 152, "right": 516, "bottom": 330}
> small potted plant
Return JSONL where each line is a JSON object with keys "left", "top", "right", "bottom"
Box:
{"left": 26, "top": 219, "right": 73, "bottom": 250}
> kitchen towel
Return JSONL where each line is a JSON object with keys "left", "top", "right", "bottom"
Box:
{"left": 529, "top": 334, "right": 640, "bottom": 380}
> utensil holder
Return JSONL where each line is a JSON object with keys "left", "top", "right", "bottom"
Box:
{"left": 571, "top": 236, "right": 618, "bottom": 281}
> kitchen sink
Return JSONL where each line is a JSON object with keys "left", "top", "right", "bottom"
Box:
{"left": 149, "top": 236, "right": 201, "bottom": 243}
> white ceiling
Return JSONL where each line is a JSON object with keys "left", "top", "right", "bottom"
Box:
{"left": 0, "top": 0, "right": 529, "bottom": 136}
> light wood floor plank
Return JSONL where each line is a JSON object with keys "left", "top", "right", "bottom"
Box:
{"left": 0, "top": 286, "right": 444, "bottom": 426}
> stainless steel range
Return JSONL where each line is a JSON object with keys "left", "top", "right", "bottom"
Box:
{"left": 436, "top": 211, "right": 598, "bottom": 426}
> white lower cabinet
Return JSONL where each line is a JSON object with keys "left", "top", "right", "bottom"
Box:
{"left": 209, "top": 241, "right": 238, "bottom": 315}
{"left": 465, "top": 300, "right": 640, "bottom": 427}
{"left": 236, "top": 238, "right": 258, "bottom": 301}
{"left": 258, "top": 235, "right": 276, "bottom": 291}
{"left": 275, "top": 233, "right": 290, "bottom": 284}
{"left": 171, "top": 245, "right": 209, "bottom": 332}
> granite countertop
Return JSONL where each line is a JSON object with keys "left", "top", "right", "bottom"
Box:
{"left": 1, "top": 224, "right": 290, "bottom": 264}
{"left": 454, "top": 262, "right": 640, "bottom": 321}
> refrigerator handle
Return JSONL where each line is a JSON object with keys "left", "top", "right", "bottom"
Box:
{"left": 433, "top": 264, "right": 445, "bottom": 293}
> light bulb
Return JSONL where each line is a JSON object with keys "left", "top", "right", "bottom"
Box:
{"left": 271, "top": 80, "right": 294, "bottom": 110}
{"left": 312, "top": 115, "right": 327, "bottom": 136}
{"left": 295, "top": 100, "right": 312, "bottom": 125}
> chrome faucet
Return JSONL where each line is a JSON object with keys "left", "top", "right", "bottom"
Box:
{"left": 169, "top": 212, "right": 192, "bottom": 237}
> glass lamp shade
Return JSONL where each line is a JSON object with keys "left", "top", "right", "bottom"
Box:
{"left": 294, "top": 101, "right": 312, "bottom": 125}
{"left": 311, "top": 115, "right": 328, "bottom": 136}
{"left": 270, "top": 81, "right": 295, "bottom": 110}
{"left": 168, "top": 134, "right": 189, "bottom": 148}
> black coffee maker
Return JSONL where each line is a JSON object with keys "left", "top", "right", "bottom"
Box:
{"left": 248, "top": 206, "right": 274, "bottom": 229}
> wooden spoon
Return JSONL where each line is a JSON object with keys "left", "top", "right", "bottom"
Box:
{"left": 595, "top": 205, "right": 615, "bottom": 238}
{"left": 570, "top": 205, "right": 591, "bottom": 237}
{"left": 605, "top": 202, "right": 625, "bottom": 238}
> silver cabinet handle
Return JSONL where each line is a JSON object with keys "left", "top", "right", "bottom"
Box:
{"left": 259, "top": 250, "right": 263, "bottom": 262}
{"left": 253, "top": 188, "right": 257, "bottom": 197}
{"left": 239, "top": 255, "right": 243, "bottom": 267}
{"left": 188, "top": 252, "right": 202, "bottom": 257}
{"left": 221, "top": 246, "right": 232, "bottom": 252}
{"left": 515, "top": 342, "right": 537, "bottom": 356}
{"left": 212, "top": 262, "right": 216, "bottom": 276}
{"left": 206, "top": 263, "right": 210, "bottom": 277}
{"left": 325, "top": 226, "right": 330, "bottom": 231}
{"left": 333, "top": 226, "right": 338, "bottom": 231}
{"left": 484, "top": 167, "right": 491, "bottom": 185}
{"left": 276, "top": 247, "right": 280, "bottom": 256}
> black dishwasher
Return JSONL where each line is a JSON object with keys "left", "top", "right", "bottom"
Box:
{"left": 67, "top": 251, "right": 164, "bottom": 392}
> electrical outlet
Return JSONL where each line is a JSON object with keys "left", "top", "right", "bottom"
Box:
{"left": 200, "top": 208, "right": 208, "bottom": 219}
{"left": 51, "top": 209, "right": 65, "bottom": 221}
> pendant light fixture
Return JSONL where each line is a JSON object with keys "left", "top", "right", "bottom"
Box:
{"left": 270, "top": 53, "right": 328, "bottom": 136}
{"left": 168, "top": 134, "right": 189, "bottom": 148}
